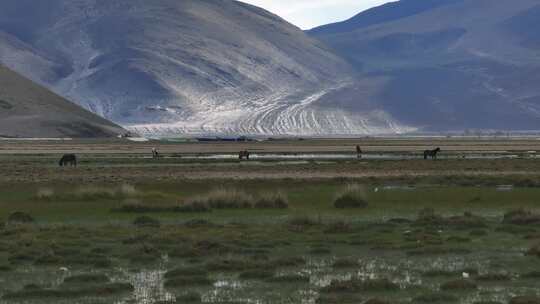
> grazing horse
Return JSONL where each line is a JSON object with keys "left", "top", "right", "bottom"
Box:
{"left": 424, "top": 147, "right": 441, "bottom": 160}
{"left": 59, "top": 154, "right": 77, "bottom": 167}
{"left": 152, "top": 148, "right": 160, "bottom": 159}
{"left": 239, "top": 150, "right": 250, "bottom": 160}
{"left": 356, "top": 145, "right": 362, "bottom": 159}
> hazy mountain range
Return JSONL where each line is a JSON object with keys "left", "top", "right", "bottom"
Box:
{"left": 309, "top": 0, "right": 540, "bottom": 131}
{"left": 0, "top": 0, "right": 539, "bottom": 137}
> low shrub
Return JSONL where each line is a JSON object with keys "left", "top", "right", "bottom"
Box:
{"left": 133, "top": 216, "right": 160, "bottom": 228}
{"left": 255, "top": 192, "right": 289, "bottom": 209}
{"left": 440, "top": 279, "right": 477, "bottom": 291}
{"left": 175, "top": 291, "right": 202, "bottom": 302}
{"left": 188, "top": 189, "right": 254, "bottom": 209}
{"left": 2, "top": 283, "right": 133, "bottom": 300}
{"left": 63, "top": 274, "right": 110, "bottom": 285}
{"left": 164, "top": 267, "right": 207, "bottom": 279}
{"left": 509, "top": 296, "right": 540, "bottom": 304}
{"left": 476, "top": 273, "right": 511, "bottom": 281}
{"left": 332, "top": 258, "right": 358, "bottom": 268}
{"left": 324, "top": 221, "right": 353, "bottom": 234}
{"left": 239, "top": 269, "right": 274, "bottom": 280}
{"left": 266, "top": 274, "right": 309, "bottom": 283}
{"left": 413, "top": 293, "right": 458, "bottom": 303}
{"left": 521, "top": 271, "right": 540, "bottom": 279}
{"left": 7, "top": 212, "right": 34, "bottom": 224}
{"left": 333, "top": 185, "right": 368, "bottom": 209}
{"left": 503, "top": 209, "right": 540, "bottom": 225}
{"left": 321, "top": 278, "right": 399, "bottom": 293}
{"left": 164, "top": 275, "right": 212, "bottom": 288}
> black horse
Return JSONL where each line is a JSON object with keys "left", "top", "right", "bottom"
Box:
{"left": 356, "top": 145, "right": 362, "bottom": 159}
{"left": 424, "top": 148, "right": 441, "bottom": 160}
{"left": 59, "top": 154, "right": 77, "bottom": 167}
{"left": 239, "top": 150, "right": 250, "bottom": 160}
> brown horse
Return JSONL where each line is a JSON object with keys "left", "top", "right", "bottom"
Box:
{"left": 239, "top": 150, "right": 250, "bottom": 160}
{"left": 59, "top": 154, "right": 77, "bottom": 167}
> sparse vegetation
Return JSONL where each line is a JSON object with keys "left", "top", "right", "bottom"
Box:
{"left": 321, "top": 278, "right": 399, "bottom": 293}
{"left": 133, "top": 216, "right": 161, "bottom": 227}
{"left": 333, "top": 184, "right": 368, "bottom": 209}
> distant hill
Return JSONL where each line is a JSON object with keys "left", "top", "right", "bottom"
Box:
{"left": 309, "top": 0, "right": 540, "bottom": 131}
{"left": 0, "top": 0, "right": 410, "bottom": 136}
{"left": 0, "top": 64, "right": 125, "bottom": 138}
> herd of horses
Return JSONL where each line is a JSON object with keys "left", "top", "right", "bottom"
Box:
{"left": 58, "top": 147, "right": 442, "bottom": 167}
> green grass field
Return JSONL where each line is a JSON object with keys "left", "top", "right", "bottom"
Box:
{"left": 1, "top": 142, "right": 540, "bottom": 304}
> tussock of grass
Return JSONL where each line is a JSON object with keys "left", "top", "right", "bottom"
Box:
{"left": 288, "top": 216, "right": 318, "bottom": 226}
{"left": 440, "top": 279, "right": 477, "bottom": 291}
{"left": 35, "top": 185, "right": 140, "bottom": 202}
{"left": 407, "top": 246, "right": 472, "bottom": 256}
{"left": 324, "top": 221, "right": 353, "bottom": 234}
{"left": 133, "top": 216, "right": 160, "bottom": 228}
{"left": 364, "top": 299, "right": 391, "bottom": 304}
{"left": 117, "top": 189, "right": 289, "bottom": 214}
{"left": 239, "top": 269, "right": 274, "bottom": 279}
{"left": 321, "top": 278, "right": 399, "bottom": 293}
{"left": 413, "top": 292, "right": 458, "bottom": 303}
{"left": 266, "top": 274, "right": 309, "bottom": 283}
{"left": 309, "top": 246, "right": 332, "bottom": 255}
{"left": 255, "top": 191, "right": 289, "bottom": 209}
{"left": 423, "top": 269, "right": 456, "bottom": 278}
{"left": 521, "top": 271, "right": 540, "bottom": 279}
{"left": 164, "top": 267, "right": 207, "bottom": 279}
{"left": 188, "top": 188, "right": 254, "bottom": 209}
{"left": 503, "top": 209, "right": 540, "bottom": 225}
{"left": 316, "top": 293, "right": 363, "bottom": 304}
{"left": 509, "top": 296, "right": 540, "bottom": 304}
{"left": 115, "top": 202, "right": 211, "bottom": 213}
{"left": 205, "top": 258, "right": 268, "bottom": 272}
{"left": 175, "top": 291, "right": 202, "bottom": 303}
{"left": 164, "top": 275, "right": 212, "bottom": 288}
{"left": 7, "top": 212, "right": 34, "bottom": 224}
{"left": 476, "top": 273, "right": 511, "bottom": 281}
{"left": 62, "top": 274, "right": 110, "bottom": 285}
{"left": 2, "top": 282, "right": 133, "bottom": 300}
{"left": 333, "top": 184, "right": 368, "bottom": 209}
{"left": 332, "top": 258, "right": 358, "bottom": 268}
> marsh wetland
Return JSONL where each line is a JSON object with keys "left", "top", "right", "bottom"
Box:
{"left": 0, "top": 138, "right": 539, "bottom": 304}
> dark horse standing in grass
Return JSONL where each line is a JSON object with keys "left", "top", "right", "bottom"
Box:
{"left": 356, "top": 145, "right": 362, "bottom": 159}
{"left": 424, "top": 148, "right": 441, "bottom": 160}
{"left": 59, "top": 154, "right": 77, "bottom": 167}
{"left": 239, "top": 150, "right": 250, "bottom": 160}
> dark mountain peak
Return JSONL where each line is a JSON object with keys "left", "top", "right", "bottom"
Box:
{"left": 309, "top": 0, "right": 463, "bottom": 35}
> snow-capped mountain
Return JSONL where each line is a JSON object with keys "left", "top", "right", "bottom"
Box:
{"left": 0, "top": 0, "right": 411, "bottom": 136}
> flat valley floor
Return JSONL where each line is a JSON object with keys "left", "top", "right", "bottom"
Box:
{"left": 0, "top": 138, "right": 540, "bottom": 304}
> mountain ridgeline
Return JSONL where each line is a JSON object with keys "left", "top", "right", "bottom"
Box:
{"left": 0, "top": 0, "right": 538, "bottom": 136}
{"left": 309, "top": 0, "right": 540, "bottom": 131}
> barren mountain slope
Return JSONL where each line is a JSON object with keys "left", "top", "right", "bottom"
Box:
{"left": 0, "top": 64, "right": 125, "bottom": 138}
{"left": 0, "top": 0, "right": 410, "bottom": 136}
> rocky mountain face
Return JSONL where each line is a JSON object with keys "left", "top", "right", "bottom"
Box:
{"left": 0, "top": 0, "right": 411, "bottom": 136}
{"left": 309, "top": 0, "right": 540, "bottom": 131}
{"left": 0, "top": 64, "right": 125, "bottom": 138}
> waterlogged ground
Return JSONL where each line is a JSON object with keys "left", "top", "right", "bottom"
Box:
{"left": 1, "top": 201, "right": 540, "bottom": 304}
{"left": 1, "top": 141, "right": 540, "bottom": 304}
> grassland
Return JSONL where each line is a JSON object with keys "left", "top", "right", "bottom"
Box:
{"left": 0, "top": 138, "right": 539, "bottom": 303}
